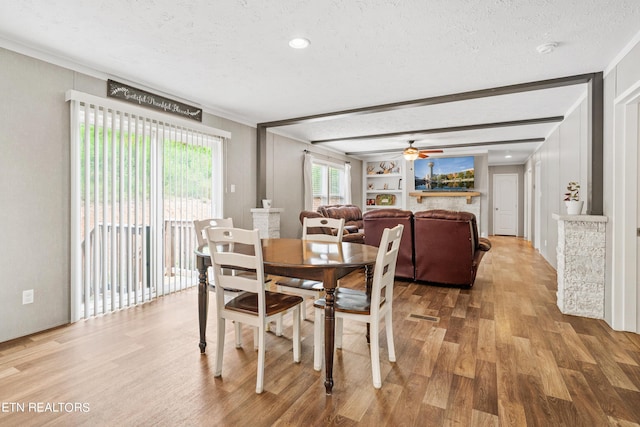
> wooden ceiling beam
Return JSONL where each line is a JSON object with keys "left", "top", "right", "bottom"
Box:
{"left": 346, "top": 138, "right": 546, "bottom": 156}
{"left": 311, "top": 116, "right": 563, "bottom": 145}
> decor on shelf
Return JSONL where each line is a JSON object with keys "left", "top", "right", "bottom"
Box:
{"left": 564, "top": 181, "right": 583, "bottom": 215}
{"left": 375, "top": 194, "right": 396, "bottom": 206}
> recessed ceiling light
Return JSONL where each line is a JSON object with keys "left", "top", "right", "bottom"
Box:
{"left": 536, "top": 42, "right": 558, "bottom": 54}
{"left": 289, "top": 37, "right": 310, "bottom": 49}
{"left": 505, "top": 154, "right": 513, "bottom": 159}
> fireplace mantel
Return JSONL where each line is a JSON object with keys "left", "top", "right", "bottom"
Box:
{"left": 409, "top": 191, "right": 480, "bottom": 204}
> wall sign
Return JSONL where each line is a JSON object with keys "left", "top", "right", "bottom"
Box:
{"left": 107, "top": 79, "right": 203, "bottom": 122}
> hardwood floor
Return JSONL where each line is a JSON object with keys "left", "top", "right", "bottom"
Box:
{"left": 1, "top": 236, "right": 640, "bottom": 426}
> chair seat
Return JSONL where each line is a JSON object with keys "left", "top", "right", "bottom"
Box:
{"left": 276, "top": 278, "right": 324, "bottom": 292}
{"left": 314, "top": 287, "right": 385, "bottom": 315}
{"left": 226, "top": 291, "right": 304, "bottom": 316}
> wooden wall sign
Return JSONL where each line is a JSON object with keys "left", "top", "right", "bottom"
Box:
{"left": 107, "top": 79, "right": 203, "bottom": 122}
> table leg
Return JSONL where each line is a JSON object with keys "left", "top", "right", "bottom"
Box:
{"left": 323, "top": 268, "right": 338, "bottom": 394}
{"left": 197, "top": 261, "right": 209, "bottom": 353}
{"left": 365, "top": 264, "right": 374, "bottom": 344}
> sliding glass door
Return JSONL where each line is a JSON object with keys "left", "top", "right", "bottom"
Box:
{"left": 69, "top": 92, "right": 225, "bottom": 320}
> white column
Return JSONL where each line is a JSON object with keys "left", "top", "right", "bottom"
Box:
{"left": 251, "top": 208, "right": 283, "bottom": 238}
{"left": 552, "top": 213, "right": 607, "bottom": 319}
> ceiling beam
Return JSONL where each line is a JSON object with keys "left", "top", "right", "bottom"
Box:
{"left": 311, "top": 116, "right": 563, "bottom": 144}
{"left": 588, "top": 72, "right": 603, "bottom": 215}
{"left": 346, "top": 138, "right": 546, "bottom": 156}
{"left": 257, "top": 73, "right": 593, "bottom": 129}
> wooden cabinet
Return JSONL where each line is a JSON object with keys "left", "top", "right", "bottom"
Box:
{"left": 363, "top": 160, "right": 405, "bottom": 211}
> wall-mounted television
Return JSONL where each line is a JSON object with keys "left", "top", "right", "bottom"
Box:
{"left": 414, "top": 156, "right": 475, "bottom": 191}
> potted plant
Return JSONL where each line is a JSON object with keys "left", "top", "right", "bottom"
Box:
{"left": 564, "top": 181, "right": 583, "bottom": 214}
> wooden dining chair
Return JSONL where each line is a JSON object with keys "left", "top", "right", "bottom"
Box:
{"left": 301, "top": 216, "right": 345, "bottom": 242}
{"left": 313, "top": 224, "right": 403, "bottom": 388}
{"left": 206, "top": 227, "right": 303, "bottom": 394}
{"left": 275, "top": 217, "right": 345, "bottom": 320}
{"left": 194, "top": 218, "right": 234, "bottom": 248}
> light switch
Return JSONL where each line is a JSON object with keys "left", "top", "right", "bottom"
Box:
{"left": 23, "top": 289, "right": 34, "bottom": 304}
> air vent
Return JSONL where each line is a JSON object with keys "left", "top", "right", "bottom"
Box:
{"left": 409, "top": 313, "right": 440, "bottom": 322}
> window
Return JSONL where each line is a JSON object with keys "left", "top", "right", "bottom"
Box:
{"left": 312, "top": 160, "right": 346, "bottom": 210}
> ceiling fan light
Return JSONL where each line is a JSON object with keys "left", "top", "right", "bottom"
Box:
{"left": 403, "top": 146, "right": 419, "bottom": 161}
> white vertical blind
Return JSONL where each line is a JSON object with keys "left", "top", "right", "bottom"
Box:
{"left": 68, "top": 90, "right": 227, "bottom": 320}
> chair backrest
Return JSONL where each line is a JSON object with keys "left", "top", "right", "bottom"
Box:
{"left": 194, "top": 218, "right": 234, "bottom": 247}
{"left": 413, "top": 210, "right": 477, "bottom": 285}
{"left": 370, "top": 224, "right": 404, "bottom": 314}
{"left": 302, "top": 217, "right": 345, "bottom": 243}
{"left": 206, "top": 227, "right": 266, "bottom": 309}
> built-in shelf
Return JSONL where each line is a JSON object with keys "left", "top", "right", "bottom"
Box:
{"left": 364, "top": 160, "right": 404, "bottom": 211}
{"left": 366, "top": 173, "right": 402, "bottom": 178}
{"left": 409, "top": 191, "right": 480, "bottom": 204}
{"left": 366, "top": 190, "right": 402, "bottom": 194}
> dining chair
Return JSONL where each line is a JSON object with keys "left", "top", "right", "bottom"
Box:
{"left": 194, "top": 218, "right": 234, "bottom": 248}
{"left": 313, "top": 224, "right": 403, "bottom": 388}
{"left": 275, "top": 217, "right": 345, "bottom": 320}
{"left": 301, "top": 216, "right": 345, "bottom": 242}
{"left": 206, "top": 226, "right": 303, "bottom": 394}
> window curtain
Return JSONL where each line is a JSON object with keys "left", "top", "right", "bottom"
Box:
{"left": 344, "top": 162, "right": 352, "bottom": 204}
{"left": 303, "top": 151, "right": 314, "bottom": 210}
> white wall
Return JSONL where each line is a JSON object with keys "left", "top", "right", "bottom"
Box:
{"left": 0, "top": 48, "right": 74, "bottom": 342}
{"left": 525, "top": 96, "right": 588, "bottom": 268}
{"left": 604, "top": 34, "right": 640, "bottom": 331}
{"left": 265, "top": 131, "right": 362, "bottom": 239}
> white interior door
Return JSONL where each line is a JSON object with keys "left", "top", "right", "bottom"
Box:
{"left": 493, "top": 173, "right": 518, "bottom": 236}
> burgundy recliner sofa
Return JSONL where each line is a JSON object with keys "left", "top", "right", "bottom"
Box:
{"left": 362, "top": 208, "right": 415, "bottom": 280}
{"left": 299, "top": 210, "right": 365, "bottom": 243}
{"left": 317, "top": 204, "right": 364, "bottom": 234}
{"left": 363, "top": 208, "right": 491, "bottom": 286}
{"left": 413, "top": 210, "right": 491, "bottom": 286}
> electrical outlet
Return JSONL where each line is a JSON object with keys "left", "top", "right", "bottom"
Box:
{"left": 22, "top": 289, "right": 34, "bottom": 305}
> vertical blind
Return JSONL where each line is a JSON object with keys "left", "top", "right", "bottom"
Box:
{"left": 67, "top": 90, "right": 228, "bottom": 321}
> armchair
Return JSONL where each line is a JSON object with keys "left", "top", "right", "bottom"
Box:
{"left": 413, "top": 210, "right": 491, "bottom": 286}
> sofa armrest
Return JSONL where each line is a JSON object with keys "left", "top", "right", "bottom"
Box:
{"left": 478, "top": 237, "right": 492, "bottom": 252}
{"left": 344, "top": 225, "right": 360, "bottom": 234}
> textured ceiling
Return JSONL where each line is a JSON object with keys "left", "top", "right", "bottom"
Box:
{"left": 1, "top": 0, "right": 639, "bottom": 164}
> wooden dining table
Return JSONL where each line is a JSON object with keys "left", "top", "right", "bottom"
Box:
{"left": 195, "top": 238, "right": 379, "bottom": 394}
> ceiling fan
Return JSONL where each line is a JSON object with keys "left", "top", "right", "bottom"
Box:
{"left": 402, "top": 141, "right": 444, "bottom": 160}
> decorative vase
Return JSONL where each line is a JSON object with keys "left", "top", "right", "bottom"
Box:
{"left": 565, "top": 200, "right": 583, "bottom": 215}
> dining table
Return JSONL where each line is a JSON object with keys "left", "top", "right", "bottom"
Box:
{"left": 195, "top": 238, "right": 379, "bottom": 394}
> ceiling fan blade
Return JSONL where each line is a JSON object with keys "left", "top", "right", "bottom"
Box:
{"left": 418, "top": 153, "right": 429, "bottom": 159}
{"left": 418, "top": 149, "right": 444, "bottom": 154}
